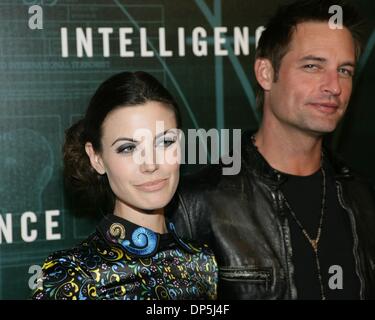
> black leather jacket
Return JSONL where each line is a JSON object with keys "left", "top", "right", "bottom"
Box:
{"left": 168, "top": 131, "right": 375, "bottom": 299}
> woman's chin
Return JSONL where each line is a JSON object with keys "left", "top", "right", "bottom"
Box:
{"left": 136, "top": 196, "right": 172, "bottom": 212}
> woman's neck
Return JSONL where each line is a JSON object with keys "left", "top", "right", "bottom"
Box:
{"left": 113, "top": 202, "right": 167, "bottom": 234}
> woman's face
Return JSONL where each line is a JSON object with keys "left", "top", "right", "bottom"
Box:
{"left": 86, "top": 101, "right": 180, "bottom": 213}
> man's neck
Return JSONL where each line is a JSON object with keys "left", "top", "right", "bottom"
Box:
{"left": 254, "top": 124, "right": 323, "bottom": 176}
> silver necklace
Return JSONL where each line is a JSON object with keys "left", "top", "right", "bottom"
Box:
{"left": 281, "top": 167, "right": 326, "bottom": 300}
{"left": 250, "top": 134, "right": 326, "bottom": 299}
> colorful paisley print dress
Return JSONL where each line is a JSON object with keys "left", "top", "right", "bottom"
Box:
{"left": 32, "top": 214, "right": 218, "bottom": 300}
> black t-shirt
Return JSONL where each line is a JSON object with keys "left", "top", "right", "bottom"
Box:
{"left": 280, "top": 165, "right": 360, "bottom": 299}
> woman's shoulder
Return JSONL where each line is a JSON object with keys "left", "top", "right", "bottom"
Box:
{"left": 32, "top": 231, "right": 105, "bottom": 300}
{"left": 43, "top": 231, "right": 99, "bottom": 264}
{"left": 166, "top": 221, "right": 214, "bottom": 256}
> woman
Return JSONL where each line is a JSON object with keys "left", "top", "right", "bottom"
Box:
{"left": 32, "top": 71, "right": 217, "bottom": 300}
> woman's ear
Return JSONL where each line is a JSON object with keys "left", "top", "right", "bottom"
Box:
{"left": 254, "top": 58, "right": 274, "bottom": 91}
{"left": 85, "top": 142, "right": 106, "bottom": 175}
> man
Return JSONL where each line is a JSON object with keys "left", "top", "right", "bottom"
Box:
{"left": 169, "top": 0, "right": 375, "bottom": 299}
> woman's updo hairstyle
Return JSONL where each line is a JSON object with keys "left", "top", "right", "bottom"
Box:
{"left": 63, "top": 71, "right": 181, "bottom": 215}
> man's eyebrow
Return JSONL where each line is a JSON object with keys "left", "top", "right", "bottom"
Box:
{"left": 111, "top": 137, "right": 138, "bottom": 146}
{"left": 299, "top": 55, "right": 327, "bottom": 63}
{"left": 339, "top": 61, "right": 356, "bottom": 68}
{"left": 299, "top": 55, "right": 355, "bottom": 68}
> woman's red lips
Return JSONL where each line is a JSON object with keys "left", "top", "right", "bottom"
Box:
{"left": 135, "top": 179, "right": 168, "bottom": 191}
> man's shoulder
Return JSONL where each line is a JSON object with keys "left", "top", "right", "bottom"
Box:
{"left": 327, "top": 150, "right": 373, "bottom": 185}
{"left": 326, "top": 151, "right": 375, "bottom": 202}
{"left": 179, "top": 163, "right": 246, "bottom": 196}
{"left": 181, "top": 164, "right": 222, "bottom": 189}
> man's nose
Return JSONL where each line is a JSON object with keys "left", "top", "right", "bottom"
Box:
{"left": 320, "top": 70, "right": 342, "bottom": 96}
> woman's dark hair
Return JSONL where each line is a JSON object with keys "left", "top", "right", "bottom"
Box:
{"left": 63, "top": 71, "right": 181, "bottom": 215}
{"left": 255, "top": 0, "right": 364, "bottom": 110}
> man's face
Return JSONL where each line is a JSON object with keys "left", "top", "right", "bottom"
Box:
{"left": 265, "top": 21, "right": 356, "bottom": 135}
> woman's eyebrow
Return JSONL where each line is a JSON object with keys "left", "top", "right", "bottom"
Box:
{"left": 111, "top": 129, "right": 175, "bottom": 146}
{"left": 111, "top": 137, "right": 138, "bottom": 146}
{"left": 154, "top": 129, "right": 175, "bottom": 140}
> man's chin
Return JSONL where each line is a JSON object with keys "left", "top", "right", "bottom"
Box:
{"left": 302, "top": 117, "right": 343, "bottom": 135}
{"left": 306, "top": 125, "right": 338, "bottom": 136}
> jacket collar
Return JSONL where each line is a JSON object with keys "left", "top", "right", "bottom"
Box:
{"left": 241, "top": 130, "right": 353, "bottom": 186}
{"left": 97, "top": 214, "right": 200, "bottom": 258}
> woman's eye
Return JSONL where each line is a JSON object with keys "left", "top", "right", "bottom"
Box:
{"left": 116, "top": 144, "right": 136, "bottom": 154}
{"left": 157, "top": 137, "right": 176, "bottom": 148}
{"left": 164, "top": 138, "right": 176, "bottom": 147}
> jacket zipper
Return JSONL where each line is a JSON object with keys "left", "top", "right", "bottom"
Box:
{"left": 219, "top": 270, "right": 270, "bottom": 279}
{"left": 335, "top": 181, "right": 365, "bottom": 299}
{"left": 274, "top": 188, "right": 298, "bottom": 299}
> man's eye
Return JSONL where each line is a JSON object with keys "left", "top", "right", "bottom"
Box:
{"left": 116, "top": 144, "right": 136, "bottom": 154}
{"left": 338, "top": 68, "right": 354, "bottom": 77}
{"left": 303, "top": 64, "right": 319, "bottom": 71}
